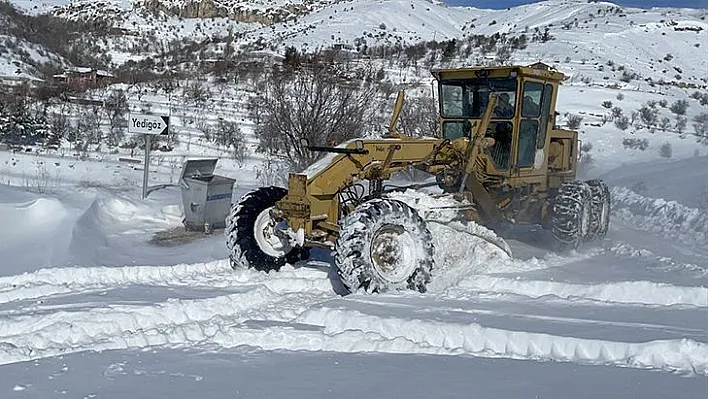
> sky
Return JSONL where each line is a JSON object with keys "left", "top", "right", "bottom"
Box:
{"left": 444, "top": 0, "right": 708, "bottom": 9}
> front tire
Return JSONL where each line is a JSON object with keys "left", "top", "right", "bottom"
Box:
{"left": 334, "top": 199, "right": 434, "bottom": 294}
{"left": 225, "top": 187, "right": 308, "bottom": 272}
{"left": 552, "top": 181, "right": 592, "bottom": 250}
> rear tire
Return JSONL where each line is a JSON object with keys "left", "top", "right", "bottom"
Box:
{"left": 552, "top": 181, "right": 592, "bottom": 250}
{"left": 334, "top": 199, "right": 434, "bottom": 294}
{"left": 585, "top": 179, "right": 610, "bottom": 240}
{"left": 225, "top": 187, "right": 308, "bottom": 272}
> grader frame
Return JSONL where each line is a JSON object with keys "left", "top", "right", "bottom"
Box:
{"left": 274, "top": 64, "right": 579, "bottom": 248}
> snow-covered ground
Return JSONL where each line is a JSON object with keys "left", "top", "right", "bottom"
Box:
{"left": 0, "top": 146, "right": 706, "bottom": 397}
{"left": 0, "top": 0, "right": 707, "bottom": 397}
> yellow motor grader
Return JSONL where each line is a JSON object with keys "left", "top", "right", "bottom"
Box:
{"left": 226, "top": 64, "right": 610, "bottom": 293}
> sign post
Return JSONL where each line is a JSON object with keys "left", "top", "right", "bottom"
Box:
{"left": 142, "top": 134, "right": 151, "bottom": 199}
{"left": 128, "top": 113, "right": 169, "bottom": 199}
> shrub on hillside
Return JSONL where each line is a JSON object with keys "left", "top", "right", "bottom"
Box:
{"left": 615, "top": 115, "right": 629, "bottom": 130}
{"left": 566, "top": 114, "right": 583, "bottom": 129}
{"left": 611, "top": 106, "right": 624, "bottom": 119}
{"left": 638, "top": 104, "right": 659, "bottom": 128}
{"left": 658, "top": 142, "right": 673, "bottom": 158}
{"left": 691, "top": 91, "right": 708, "bottom": 106}
{"left": 620, "top": 70, "right": 637, "bottom": 83}
{"left": 693, "top": 112, "right": 708, "bottom": 145}
{"left": 622, "top": 137, "right": 649, "bottom": 151}
{"left": 675, "top": 116, "right": 687, "bottom": 134}
{"left": 669, "top": 99, "right": 689, "bottom": 115}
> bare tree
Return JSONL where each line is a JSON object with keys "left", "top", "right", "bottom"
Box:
{"left": 183, "top": 79, "right": 211, "bottom": 105}
{"left": 566, "top": 114, "right": 583, "bottom": 129}
{"left": 694, "top": 112, "right": 708, "bottom": 145}
{"left": 254, "top": 63, "right": 378, "bottom": 171}
{"left": 47, "top": 104, "right": 71, "bottom": 146}
{"left": 398, "top": 93, "right": 439, "bottom": 138}
{"left": 77, "top": 105, "right": 103, "bottom": 151}
{"left": 213, "top": 119, "right": 248, "bottom": 165}
{"left": 104, "top": 89, "right": 128, "bottom": 148}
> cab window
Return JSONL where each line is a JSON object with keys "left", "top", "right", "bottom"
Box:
{"left": 443, "top": 121, "right": 466, "bottom": 140}
{"left": 521, "top": 81, "right": 543, "bottom": 118}
{"left": 440, "top": 78, "right": 517, "bottom": 119}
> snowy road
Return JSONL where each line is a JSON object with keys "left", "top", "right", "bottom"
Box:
{"left": 0, "top": 252, "right": 705, "bottom": 373}
{"left": 0, "top": 159, "right": 706, "bottom": 397}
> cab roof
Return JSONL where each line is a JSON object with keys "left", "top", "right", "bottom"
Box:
{"left": 431, "top": 64, "right": 566, "bottom": 82}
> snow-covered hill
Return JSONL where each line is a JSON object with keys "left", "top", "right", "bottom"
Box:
{"left": 2, "top": 0, "right": 706, "bottom": 86}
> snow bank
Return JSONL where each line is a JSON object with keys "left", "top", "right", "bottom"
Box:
{"left": 0, "top": 268, "right": 335, "bottom": 365}
{"left": 608, "top": 242, "right": 707, "bottom": 278}
{"left": 0, "top": 196, "right": 72, "bottom": 273}
{"left": 0, "top": 198, "right": 67, "bottom": 241}
{"left": 452, "top": 276, "right": 708, "bottom": 307}
{"left": 0, "top": 261, "right": 331, "bottom": 305}
{"left": 78, "top": 195, "right": 175, "bottom": 230}
{"left": 611, "top": 187, "right": 707, "bottom": 248}
{"left": 3, "top": 292, "right": 703, "bottom": 374}
{"left": 0, "top": 261, "right": 230, "bottom": 304}
{"left": 297, "top": 307, "right": 708, "bottom": 375}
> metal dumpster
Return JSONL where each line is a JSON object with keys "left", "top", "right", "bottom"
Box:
{"left": 179, "top": 158, "right": 235, "bottom": 233}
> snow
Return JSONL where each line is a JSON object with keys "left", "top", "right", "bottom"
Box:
{"left": 1, "top": 151, "right": 705, "bottom": 396}
{"left": 0, "top": 0, "right": 707, "bottom": 396}
{"left": 452, "top": 275, "right": 708, "bottom": 307}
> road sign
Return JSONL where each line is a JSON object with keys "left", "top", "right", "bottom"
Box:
{"left": 128, "top": 113, "right": 169, "bottom": 199}
{"left": 129, "top": 114, "right": 169, "bottom": 135}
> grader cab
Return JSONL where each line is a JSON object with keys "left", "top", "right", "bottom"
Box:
{"left": 226, "top": 64, "right": 610, "bottom": 294}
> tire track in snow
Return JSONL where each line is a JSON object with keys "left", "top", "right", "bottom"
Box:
{"left": 0, "top": 261, "right": 230, "bottom": 304}
{"left": 0, "top": 261, "right": 326, "bottom": 305}
{"left": 1, "top": 278, "right": 704, "bottom": 374}
{"left": 0, "top": 278, "right": 335, "bottom": 366}
{"left": 451, "top": 275, "right": 708, "bottom": 307}
{"left": 341, "top": 296, "right": 707, "bottom": 342}
{"left": 607, "top": 241, "right": 707, "bottom": 278}
{"left": 296, "top": 307, "right": 708, "bottom": 375}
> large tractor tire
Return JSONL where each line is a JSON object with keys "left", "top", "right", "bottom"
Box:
{"left": 334, "top": 199, "right": 434, "bottom": 294}
{"left": 551, "top": 181, "right": 592, "bottom": 250}
{"left": 225, "top": 187, "right": 308, "bottom": 272}
{"left": 585, "top": 179, "right": 611, "bottom": 240}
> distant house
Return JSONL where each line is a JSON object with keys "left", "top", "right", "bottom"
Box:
{"left": 53, "top": 67, "right": 114, "bottom": 90}
{"left": 0, "top": 72, "right": 44, "bottom": 88}
{"left": 242, "top": 51, "right": 285, "bottom": 65}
